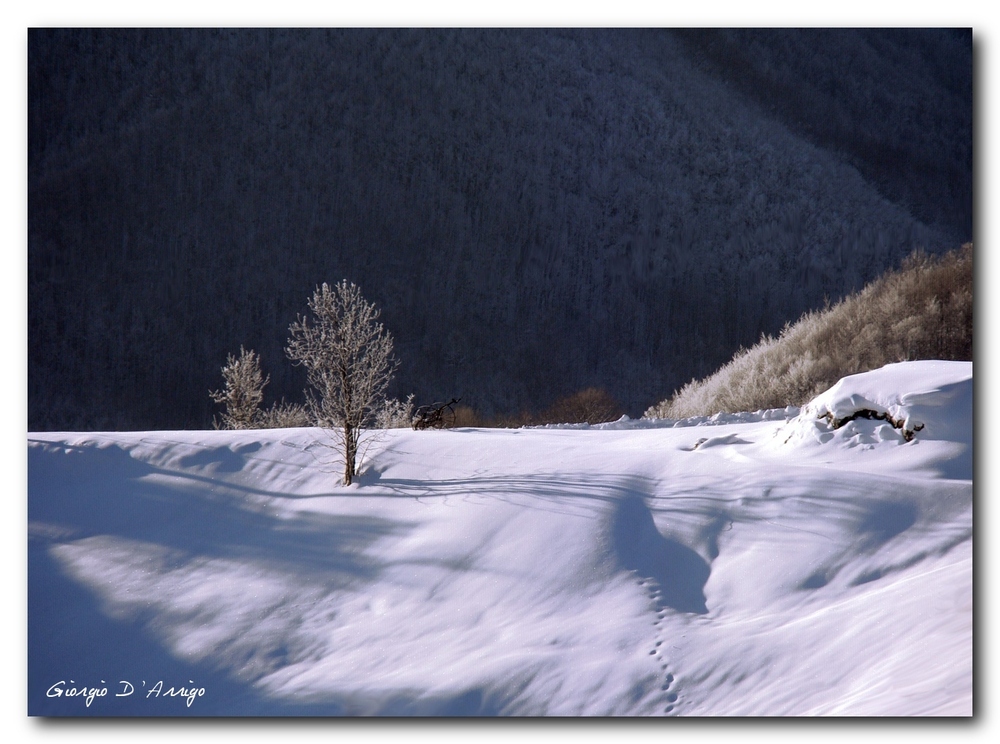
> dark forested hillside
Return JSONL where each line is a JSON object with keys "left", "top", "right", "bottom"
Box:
{"left": 28, "top": 28, "right": 972, "bottom": 430}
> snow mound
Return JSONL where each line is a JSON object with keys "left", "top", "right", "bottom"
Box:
{"left": 776, "top": 361, "right": 972, "bottom": 477}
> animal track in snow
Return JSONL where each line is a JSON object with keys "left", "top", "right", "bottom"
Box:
{"left": 614, "top": 495, "right": 708, "bottom": 714}
{"left": 637, "top": 574, "right": 682, "bottom": 715}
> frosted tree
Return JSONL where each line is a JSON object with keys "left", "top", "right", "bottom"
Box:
{"left": 209, "top": 346, "right": 269, "bottom": 429}
{"left": 286, "top": 281, "right": 397, "bottom": 485}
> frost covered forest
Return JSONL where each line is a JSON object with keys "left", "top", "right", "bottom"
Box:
{"left": 28, "top": 28, "right": 972, "bottom": 430}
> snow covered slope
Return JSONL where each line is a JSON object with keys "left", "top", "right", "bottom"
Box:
{"left": 27, "top": 361, "right": 972, "bottom": 716}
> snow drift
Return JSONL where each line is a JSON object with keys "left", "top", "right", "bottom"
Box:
{"left": 28, "top": 361, "right": 972, "bottom": 716}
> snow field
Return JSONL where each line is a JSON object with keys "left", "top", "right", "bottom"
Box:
{"left": 28, "top": 361, "right": 972, "bottom": 716}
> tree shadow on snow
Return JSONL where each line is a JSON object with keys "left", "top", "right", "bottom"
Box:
{"left": 177, "top": 441, "right": 263, "bottom": 472}
{"left": 28, "top": 543, "right": 348, "bottom": 717}
{"left": 363, "top": 471, "right": 658, "bottom": 510}
{"left": 27, "top": 440, "right": 418, "bottom": 717}
{"left": 27, "top": 440, "right": 410, "bottom": 581}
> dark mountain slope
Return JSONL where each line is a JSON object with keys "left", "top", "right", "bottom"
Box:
{"left": 673, "top": 28, "right": 972, "bottom": 240}
{"left": 28, "top": 29, "right": 970, "bottom": 430}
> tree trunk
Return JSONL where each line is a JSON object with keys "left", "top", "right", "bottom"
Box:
{"left": 343, "top": 422, "right": 356, "bottom": 485}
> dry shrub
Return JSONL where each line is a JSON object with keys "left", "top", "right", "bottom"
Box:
{"left": 452, "top": 405, "right": 486, "bottom": 427}
{"left": 257, "top": 400, "right": 313, "bottom": 428}
{"left": 646, "top": 243, "right": 972, "bottom": 419}
{"left": 490, "top": 409, "right": 539, "bottom": 428}
{"left": 456, "top": 388, "right": 623, "bottom": 427}
{"left": 376, "top": 394, "right": 415, "bottom": 429}
{"left": 539, "top": 387, "right": 623, "bottom": 425}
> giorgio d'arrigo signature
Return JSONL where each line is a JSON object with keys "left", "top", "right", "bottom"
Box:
{"left": 46, "top": 679, "right": 206, "bottom": 708}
